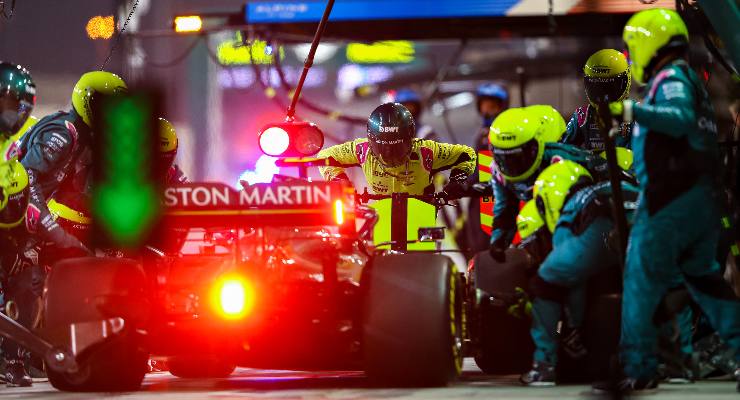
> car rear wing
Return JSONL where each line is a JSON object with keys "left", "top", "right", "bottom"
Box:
{"left": 162, "top": 181, "right": 355, "bottom": 229}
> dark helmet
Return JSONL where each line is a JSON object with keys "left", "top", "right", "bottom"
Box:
{"left": 367, "top": 102, "right": 415, "bottom": 167}
{"left": 0, "top": 62, "right": 36, "bottom": 140}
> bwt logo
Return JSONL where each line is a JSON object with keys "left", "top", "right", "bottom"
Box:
{"left": 379, "top": 126, "right": 400, "bottom": 133}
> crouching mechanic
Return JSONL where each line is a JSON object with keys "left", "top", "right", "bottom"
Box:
{"left": 487, "top": 107, "right": 607, "bottom": 262}
{"left": 18, "top": 71, "right": 127, "bottom": 256}
{"left": 598, "top": 8, "right": 740, "bottom": 393}
{"left": 317, "top": 102, "right": 476, "bottom": 197}
{"left": 562, "top": 49, "right": 633, "bottom": 152}
{"left": 521, "top": 160, "right": 638, "bottom": 386}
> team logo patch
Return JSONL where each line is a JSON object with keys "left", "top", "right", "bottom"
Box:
{"left": 420, "top": 147, "right": 433, "bottom": 172}
{"left": 25, "top": 204, "right": 41, "bottom": 233}
{"left": 355, "top": 142, "right": 369, "bottom": 164}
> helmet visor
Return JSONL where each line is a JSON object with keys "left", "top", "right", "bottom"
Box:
{"left": 492, "top": 138, "right": 539, "bottom": 179}
{"left": 369, "top": 137, "right": 412, "bottom": 167}
{"left": 0, "top": 93, "right": 31, "bottom": 138}
{"left": 584, "top": 72, "right": 630, "bottom": 104}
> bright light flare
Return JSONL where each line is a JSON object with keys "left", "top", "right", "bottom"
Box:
{"left": 213, "top": 275, "right": 255, "bottom": 319}
{"left": 334, "top": 200, "right": 344, "bottom": 225}
{"left": 237, "top": 155, "right": 280, "bottom": 188}
{"left": 259, "top": 127, "right": 290, "bottom": 156}
{"left": 86, "top": 16, "right": 115, "bottom": 40}
{"left": 174, "top": 16, "right": 203, "bottom": 33}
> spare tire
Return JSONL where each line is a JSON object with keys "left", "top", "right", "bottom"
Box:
{"left": 362, "top": 253, "right": 463, "bottom": 386}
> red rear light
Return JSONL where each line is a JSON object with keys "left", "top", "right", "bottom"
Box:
{"left": 333, "top": 199, "right": 344, "bottom": 225}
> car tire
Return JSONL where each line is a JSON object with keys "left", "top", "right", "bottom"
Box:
{"left": 362, "top": 253, "right": 463, "bottom": 387}
{"left": 469, "top": 250, "right": 533, "bottom": 374}
{"left": 44, "top": 257, "right": 149, "bottom": 392}
{"left": 169, "top": 356, "right": 236, "bottom": 379}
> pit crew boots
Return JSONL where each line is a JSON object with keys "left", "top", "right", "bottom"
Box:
{"left": 520, "top": 361, "right": 556, "bottom": 386}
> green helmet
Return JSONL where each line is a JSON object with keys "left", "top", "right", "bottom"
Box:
{"left": 488, "top": 108, "right": 546, "bottom": 182}
{"left": 623, "top": 8, "right": 689, "bottom": 84}
{"left": 524, "top": 105, "right": 566, "bottom": 143}
{"left": 516, "top": 200, "right": 544, "bottom": 240}
{"left": 0, "top": 62, "right": 36, "bottom": 141}
{"left": 71, "top": 71, "right": 128, "bottom": 127}
{"left": 533, "top": 160, "right": 592, "bottom": 232}
{"left": 583, "top": 49, "right": 631, "bottom": 105}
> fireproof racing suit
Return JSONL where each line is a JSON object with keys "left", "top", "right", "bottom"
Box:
{"left": 620, "top": 60, "right": 740, "bottom": 380}
{"left": 531, "top": 181, "right": 637, "bottom": 366}
{"left": 562, "top": 104, "right": 633, "bottom": 152}
{"left": 0, "top": 151, "right": 43, "bottom": 366}
{"left": 490, "top": 143, "right": 607, "bottom": 248}
{"left": 18, "top": 111, "right": 92, "bottom": 254}
{"left": 317, "top": 138, "right": 476, "bottom": 195}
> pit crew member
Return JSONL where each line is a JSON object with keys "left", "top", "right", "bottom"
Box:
{"left": 487, "top": 107, "right": 607, "bottom": 262}
{"left": 521, "top": 160, "right": 638, "bottom": 386}
{"left": 561, "top": 49, "right": 633, "bottom": 152}
{"left": 596, "top": 8, "right": 740, "bottom": 393}
{"left": 317, "top": 102, "right": 476, "bottom": 198}
{"left": 18, "top": 71, "right": 127, "bottom": 255}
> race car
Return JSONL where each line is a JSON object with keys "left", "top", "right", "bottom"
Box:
{"left": 39, "top": 170, "right": 466, "bottom": 391}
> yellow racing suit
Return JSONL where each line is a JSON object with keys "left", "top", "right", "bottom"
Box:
{"left": 317, "top": 138, "right": 476, "bottom": 195}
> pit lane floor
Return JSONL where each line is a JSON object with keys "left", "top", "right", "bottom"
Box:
{"left": 2, "top": 359, "right": 737, "bottom": 399}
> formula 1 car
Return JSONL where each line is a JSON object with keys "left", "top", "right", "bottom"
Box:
{"left": 39, "top": 174, "right": 466, "bottom": 391}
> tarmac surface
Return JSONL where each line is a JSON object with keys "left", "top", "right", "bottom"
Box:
{"left": 1, "top": 359, "right": 737, "bottom": 399}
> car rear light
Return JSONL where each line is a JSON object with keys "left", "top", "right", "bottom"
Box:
{"left": 213, "top": 275, "right": 255, "bottom": 319}
{"left": 334, "top": 199, "right": 344, "bottom": 225}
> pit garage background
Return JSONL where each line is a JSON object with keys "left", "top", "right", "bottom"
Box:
{"left": 0, "top": 0, "right": 736, "bottom": 191}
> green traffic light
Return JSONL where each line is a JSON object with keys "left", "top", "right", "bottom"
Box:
{"left": 92, "top": 93, "right": 161, "bottom": 248}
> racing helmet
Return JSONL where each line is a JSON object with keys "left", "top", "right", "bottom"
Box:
{"left": 0, "top": 160, "right": 29, "bottom": 229}
{"left": 158, "top": 117, "right": 178, "bottom": 171}
{"left": 623, "top": 8, "right": 688, "bottom": 84}
{"left": 48, "top": 193, "right": 92, "bottom": 245}
{"left": 583, "top": 49, "right": 631, "bottom": 106}
{"left": 71, "top": 71, "right": 128, "bottom": 127}
{"left": 367, "top": 102, "right": 415, "bottom": 167}
{"left": 389, "top": 89, "right": 422, "bottom": 121}
{"left": 525, "top": 105, "right": 566, "bottom": 143}
{"left": 599, "top": 147, "right": 634, "bottom": 171}
{"left": 0, "top": 62, "right": 36, "bottom": 141}
{"left": 488, "top": 107, "right": 546, "bottom": 183}
{"left": 533, "top": 160, "right": 593, "bottom": 232}
{"left": 516, "top": 199, "right": 545, "bottom": 240}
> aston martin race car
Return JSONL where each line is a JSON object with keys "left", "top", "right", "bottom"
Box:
{"left": 39, "top": 175, "right": 466, "bottom": 391}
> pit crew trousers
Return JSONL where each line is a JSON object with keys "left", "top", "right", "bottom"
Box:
{"left": 531, "top": 217, "right": 615, "bottom": 364}
{"left": 620, "top": 184, "right": 740, "bottom": 379}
